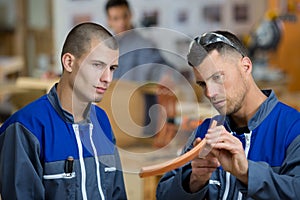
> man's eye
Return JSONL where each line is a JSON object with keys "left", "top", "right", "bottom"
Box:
{"left": 212, "top": 75, "right": 220, "bottom": 80}
{"left": 110, "top": 65, "right": 118, "bottom": 72}
{"left": 92, "top": 63, "right": 105, "bottom": 68}
{"left": 92, "top": 63, "right": 100, "bottom": 67}
{"left": 212, "top": 73, "right": 224, "bottom": 83}
{"left": 197, "top": 82, "right": 206, "bottom": 89}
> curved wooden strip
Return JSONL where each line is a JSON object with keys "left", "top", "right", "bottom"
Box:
{"left": 139, "top": 138, "right": 207, "bottom": 178}
{"left": 139, "top": 120, "right": 217, "bottom": 178}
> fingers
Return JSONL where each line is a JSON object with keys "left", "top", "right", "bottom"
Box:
{"left": 205, "top": 125, "right": 236, "bottom": 147}
{"left": 193, "top": 137, "right": 202, "bottom": 147}
{"left": 205, "top": 126, "right": 245, "bottom": 172}
{"left": 192, "top": 120, "right": 217, "bottom": 147}
{"left": 192, "top": 156, "right": 220, "bottom": 167}
{"left": 193, "top": 122, "right": 236, "bottom": 159}
{"left": 192, "top": 165, "right": 217, "bottom": 175}
{"left": 191, "top": 155, "right": 220, "bottom": 176}
{"left": 206, "top": 126, "right": 224, "bottom": 142}
{"left": 200, "top": 124, "right": 243, "bottom": 159}
{"left": 191, "top": 121, "right": 247, "bottom": 179}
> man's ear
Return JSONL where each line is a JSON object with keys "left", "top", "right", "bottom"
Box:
{"left": 241, "top": 56, "right": 252, "bottom": 74}
{"left": 62, "top": 53, "right": 75, "bottom": 72}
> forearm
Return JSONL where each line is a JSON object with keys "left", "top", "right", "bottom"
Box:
{"left": 189, "top": 173, "right": 210, "bottom": 193}
{"left": 156, "top": 164, "right": 207, "bottom": 200}
{"left": 233, "top": 159, "right": 248, "bottom": 186}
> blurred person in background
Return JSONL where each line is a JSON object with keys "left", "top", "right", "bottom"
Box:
{"left": 105, "top": 0, "right": 179, "bottom": 145}
{"left": 105, "top": 0, "right": 174, "bottom": 82}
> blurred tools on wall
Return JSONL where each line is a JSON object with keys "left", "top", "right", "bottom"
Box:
{"left": 244, "top": 0, "right": 300, "bottom": 91}
{"left": 244, "top": 10, "right": 285, "bottom": 82}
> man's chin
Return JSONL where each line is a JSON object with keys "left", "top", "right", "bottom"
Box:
{"left": 93, "top": 95, "right": 103, "bottom": 103}
{"left": 94, "top": 98, "right": 102, "bottom": 103}
{"left": 215, "top": 107, "right": 227, "bottom": 116}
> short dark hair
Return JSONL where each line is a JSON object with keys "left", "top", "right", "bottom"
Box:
{"left": 105, "top": 0, "right": 130, "bottom": 14}
{"left": 187, "top": 30, "right": 248, "bottom": 67}
{"left": 61, "top": 22, "right": 118, "bottom": 65}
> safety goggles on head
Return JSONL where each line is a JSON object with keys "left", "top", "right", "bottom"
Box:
{"left": 190, "top": 32, "right": 245, "bottom": 57}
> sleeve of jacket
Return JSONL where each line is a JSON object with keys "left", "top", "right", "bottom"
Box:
{"left": 156, "top": 119, "right": 213, "bottom": 200}
{"left": 156, "top": 128, "right": 211, "bottom": 200}
{"left": 0, "top": 122, "right": 44, "bottom": 199}
{"left": 242, "top": 134, "right": 300, "bottom": 199}
{"left": 156, "top": 163, "right": 208, "bottom": 200}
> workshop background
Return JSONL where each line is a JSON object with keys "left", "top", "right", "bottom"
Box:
{"left": 0, "top": 0, "right": 300, "bottom": 199}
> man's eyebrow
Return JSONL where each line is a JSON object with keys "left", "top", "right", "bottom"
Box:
{"left": 207, "top": 70, "right": 223, "bottom": 80}
{"left": 90, "top": 60, "right": 106, "bottom": 65}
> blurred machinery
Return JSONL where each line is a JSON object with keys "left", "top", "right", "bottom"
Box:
{"left": 245, "top": 0, "right": 300, "bottom": 91}
{"left": 244, "top": 12, "right": 285, "bottom": 82}
{"left": 246, "top": 13, "right": 282, "bottom": 59}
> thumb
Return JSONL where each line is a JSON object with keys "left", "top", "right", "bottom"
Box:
{"left": 193, "top": 137, "right": 202, "bottom": 147}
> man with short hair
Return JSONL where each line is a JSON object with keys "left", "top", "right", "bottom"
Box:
{"left": 0, "top": 22, "right": 127, "bottom": 200}
{"left": 156, "top": 30, "right": 300, "bottom": 199}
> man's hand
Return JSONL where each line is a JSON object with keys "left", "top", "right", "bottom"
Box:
{"left": 189, "top": 137, "right": 220, "bottom": 193}
{"left": 205, "top": 125, "right": 248, "bottom": 185}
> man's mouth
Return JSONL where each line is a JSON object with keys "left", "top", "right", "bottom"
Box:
{"left": 94, "top": 86, "right": 107, "bottom": 94}
{"left": 212, "top": 100, "right": 226, "bottom": 109}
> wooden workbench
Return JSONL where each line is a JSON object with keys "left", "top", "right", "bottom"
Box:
{"left": 0, "top": 56, "right": 24, "bottom": 82}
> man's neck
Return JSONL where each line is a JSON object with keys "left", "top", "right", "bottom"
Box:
{"left": 56, "top": 80, "right": 90, "bottom": 123}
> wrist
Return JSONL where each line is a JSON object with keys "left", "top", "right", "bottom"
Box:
{"left": 236, "top": 170, "right": 248, "bottom": 186}
{"left": 235, "top": 159, "right": 249, "bottom": 185}
{"left": 189, "top": 173, "right": 208, "bottom": 193}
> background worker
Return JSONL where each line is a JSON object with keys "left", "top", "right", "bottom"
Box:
{"left": 105, "top": 0, "right": 178, "bottom": 142}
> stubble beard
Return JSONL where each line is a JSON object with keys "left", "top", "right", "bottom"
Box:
{"left": 225, "top": 79, "right": 248, "bottom": 116}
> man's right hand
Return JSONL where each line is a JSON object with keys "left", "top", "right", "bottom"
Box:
{"left": 189, "top": 137, "right": 220, "bottom": 193}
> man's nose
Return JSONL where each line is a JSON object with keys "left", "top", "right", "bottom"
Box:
{"left": 205, "top": 84, "right": 217, "bottom": 99}
{"left": 100, "top": 67, "right": 112, "bottom": 83}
